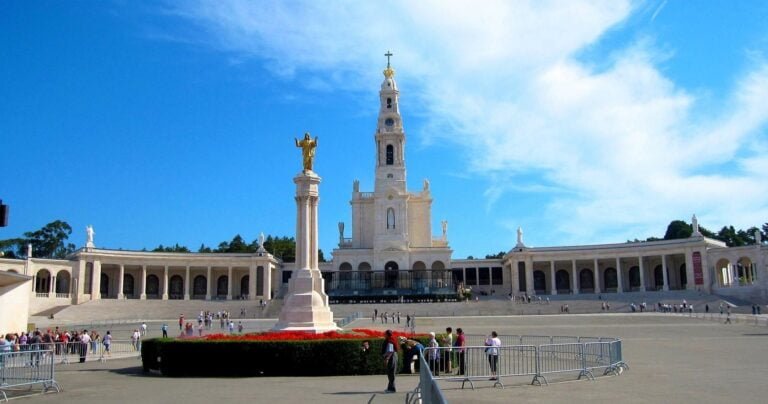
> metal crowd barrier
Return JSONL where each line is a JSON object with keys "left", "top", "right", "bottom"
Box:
{"left": 0, "top": 349, "right": 61, "bottom": 401}
{"left": 406, "top": 349, "right": 448, "bottom": 404}
{"left": 28, "top": 341, "right": 140, "bottom": 365}
{"left": 421, "top": 335, "right": 628, "bottom": 390}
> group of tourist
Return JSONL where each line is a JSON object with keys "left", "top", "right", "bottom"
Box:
{"left": 380, "top": 326, "right": 503, "bottom": 392}
{"left": 0, "top": 328, "right": 115, "bottom": 363}
{"left": 510, "top": 294, "right": 549, "bottom": 304}
{"left": 371, "top": 309, "right": 417, "bottom": 328}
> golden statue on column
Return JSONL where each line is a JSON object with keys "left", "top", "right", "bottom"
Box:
{"left": 295, "top": 132, "right": 318, "bottom": 172}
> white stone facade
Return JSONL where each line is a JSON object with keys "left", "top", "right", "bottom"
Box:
{"left": 332, "top": 63, "right": 452, "bottom": 274}
{"left": 2, "top": 61, "right": 768, "bottom": 327}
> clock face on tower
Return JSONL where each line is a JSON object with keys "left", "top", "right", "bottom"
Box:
{"left": 385, "top": 118, "right": 395, "bottom": 127}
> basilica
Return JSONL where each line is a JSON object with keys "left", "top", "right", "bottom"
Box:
{"left": 1, "top": 61, "right": 766, "bottom": 333}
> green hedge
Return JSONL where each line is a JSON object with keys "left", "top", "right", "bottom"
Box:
{"left": 142, "top": 336, "right": 430, "bottom": 377}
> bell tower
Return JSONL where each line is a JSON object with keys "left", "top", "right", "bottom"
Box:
{"left": 374, "top": 51, "right": 406, "bottom": 194}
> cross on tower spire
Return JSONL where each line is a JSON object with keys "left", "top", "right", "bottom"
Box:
{"left": 385, "top": 50, "right": 393, "bottom": 68}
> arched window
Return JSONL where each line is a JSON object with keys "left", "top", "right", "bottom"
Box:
{"left": 386, "top": 97, "right": 392, "bottom": 108}
{"left": 628, "top": 266, "right": 640, "bottom": 288}
{"left": 240, "top": 275, "right": 250, "bottom": 297}
{"left": 653, "top": 265, "right": 664, "bottom": 289}
{"left": 387, "top": 208, "right": 395, "bottom": 229}
{"left": 533, "top": 270, "right": 546, "bottom": 292}
{"left": 385, "top": 261, "right": 399, "bottom": 288}
{"left": 217, "top": 275, "right": 228, "bottom": 297}
{"left": 555, "top": 270, "right": 570, "bottom": 291}
{"left": 146, "top": 274, "right": 160, "bottom": 296}
{"left": 169, "top": 275, "right": 184, "bottom": 299}
{"left": 193, "top": 275, "right": 207, "bottom": 296}
{"left": 579, "top": 269, "right": 594, "bottom": 291}
{"left": 123, "top": 274, "right": 135, "bottom": 297}
{"left": 386, "top": 144, "right": 394, "bottom": 165}
{"left": 99, "top": 273, "right": 108, "bottom": 296}
{"left": 358, "top": 262, "right": 372, "bottom": 271}
{"left": 604, "top": 268, "right": 618, "bottom": 290}
{"left": 58, "top": 272, "right": 72, "bottom": 295}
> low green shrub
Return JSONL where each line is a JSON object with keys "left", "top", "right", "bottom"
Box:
{"left": 142, "top": 336, "right": 430, "bottom": 377}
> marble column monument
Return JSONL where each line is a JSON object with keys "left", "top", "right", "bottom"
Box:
{"left": 273, "top": 133, "right": 338, "bottom": 333}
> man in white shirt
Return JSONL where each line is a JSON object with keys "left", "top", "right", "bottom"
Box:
{"left": 79, "top": 330, "right": 92, "bottom": 363}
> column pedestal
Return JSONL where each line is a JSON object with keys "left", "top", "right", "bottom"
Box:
{"left": 273, "top": 171, "right": 338, "bottom": 333}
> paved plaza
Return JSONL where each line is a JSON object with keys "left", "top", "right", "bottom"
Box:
{"left": 12, "top": 313, "right": 768, "bottom": 403}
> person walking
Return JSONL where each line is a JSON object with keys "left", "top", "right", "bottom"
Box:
{"left": 441, "top": 327, "right": 453, "bottom": 374}
{"left": 161, "top": 323, "right": 168, "bottom": 338}
{"left": 456, "top": 328, "right": 466, "bottom": 376}
{"left": 428, "top": 332, "right": 440, "bottom": 376}
{"left": 79, "top": 329, "right": 91, "bottom": 363}
{"left": 102, "top": 331, "right": 112, "bottom": 357}
{"left": 381, "top": 330, "right": 399, "bottom": 393}
{"left": 725, "top": 306, "right": 732, "bottom": 324}
{"left": 485, "top": 331, "right": 501, "bottom": 380}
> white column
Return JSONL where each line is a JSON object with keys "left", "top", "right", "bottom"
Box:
{"left": 49, "top": 274, "right": 55, "bottom": 297}
{"left": 206, "top": 266, "right": 212, "bottom": 300}
{"left": 162, "top": 265, "right": 169, "bottom": 300}
{"left": 75, "top": 259, "right": 86, "bottom": 303}
{"left": 550, "top": 261, "right": 557, "bottom": 295}
{"left": 524, "top": 257, "right": 534, "bottom": 294}
{"left": 593, "top": 258, "right": 601, "bottom": 294}
{"left": 140, "top": 265, "right": 147, "bottom": 299}
{"left": 615, "top": 257, "right": 623, "bottom": 293}
{"left": 227, "top": 266, "right": 233, "bottom": 300}
{"left": 249, "top": 265, "right": 257, "bottom": 300}
{"left": 510, "top": 261, "right": 520, "bottom": 294}
{"left": 572, "top": 259, "right": 579, "bottom": 294}
{"left": 264, "top": 264, "right": 273, "bottom": 300}
{"left": 274, "top": 171, "right": 336, "bottom": 332}
{"left": 684, "top": 250, "right": 694, "bottom": 290}
{"left": 662, "top": 254, "right": 669, "bottom": 291}
{"left": 184, "top": 266, "right": 190, "bottom": 300}
{"left": 92, "top": 260, "right": 102, "bottom": 300}
{"left": 117, "top": 264, "right": 125, "bottom": 299}
{"left": 638, "top": 256, "right": 646, "bottom": 292}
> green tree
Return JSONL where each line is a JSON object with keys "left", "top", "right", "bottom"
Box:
{"left": 485, "top": 251, "right": 505, "bottom": 259}
{"left": 0, "top": 220, "right": 76, "bottom": 258}
{"left": 198, "top": 243, "right": 212, "bottom": 253}
{"left": 663, "top": 220, "right": 692, "bottom": 240}
{"left": 762, "top": 223, "right": 768, "bottom": 243}
{"left": 152, "top": 243, "right": 190, "bottom": 253}
{"left": 318, "top": 249, "right": 326, "bottom": 263}
{"left": 717, "top": 226, "right": 748, "bottom": 247}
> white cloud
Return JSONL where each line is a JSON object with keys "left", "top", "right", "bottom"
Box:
{"left": 164, "top": 0, "right": 768, "bottom": 245}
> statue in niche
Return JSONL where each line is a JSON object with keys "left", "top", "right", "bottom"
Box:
{"left": 295, "top": 132, "right": 318, "bottom": 172}
{"left": 387, "top": 208, "right": 396, "bottom": 229}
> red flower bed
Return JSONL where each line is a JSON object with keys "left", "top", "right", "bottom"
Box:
{"left": 198, "top": 328, "right": 425, "bottom": 342}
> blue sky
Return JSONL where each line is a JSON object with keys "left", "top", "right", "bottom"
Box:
{"left": 2, "top": 1, "right": 767, "bottom": 259}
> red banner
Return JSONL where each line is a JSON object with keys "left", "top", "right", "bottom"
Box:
{"left": 693, "top": 252, "right": 703, "bottom": 285}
